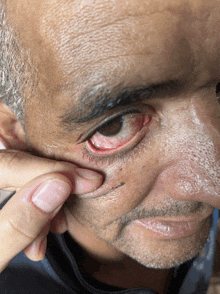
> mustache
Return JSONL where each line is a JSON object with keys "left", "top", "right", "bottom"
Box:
{"left": 118, "top": 200, "right": 212, "bottom": 226}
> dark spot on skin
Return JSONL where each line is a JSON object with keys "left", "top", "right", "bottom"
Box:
{"left": 142, "top": 166, "right": 146, "bottom": 169}
{"left": 115, "top": 182, "right": 125, "bottom": 189}
{"left": 83, "top": 182, "right": 125, "bottom": 200}
{"left": 95, "top": 182, "right": 125, "bottom": 198}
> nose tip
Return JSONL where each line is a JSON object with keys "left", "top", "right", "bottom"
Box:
{"left": 159, "top": 162, "right": 220, "bottom": 209}
{"left": 159, "top": 165, "right": 198, "bottom": 200}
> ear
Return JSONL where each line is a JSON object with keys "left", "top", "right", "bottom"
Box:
{"left": 0, "top": 100, "right": 28, "bottom": 150}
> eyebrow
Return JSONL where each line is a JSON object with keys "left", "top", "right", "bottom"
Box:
{"left": 59, "top": 80, "right": 183, "bottom": 130}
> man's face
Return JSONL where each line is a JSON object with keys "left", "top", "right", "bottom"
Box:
{"left": 6, "top": 0, "right": 220, "bottom": 268}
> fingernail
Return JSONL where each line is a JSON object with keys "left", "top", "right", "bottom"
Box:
{"left": 32, "top": 180, "right": 71, "bottom": 213}
{"left": 76, "top": 168, "right": 102, "bottom": 180}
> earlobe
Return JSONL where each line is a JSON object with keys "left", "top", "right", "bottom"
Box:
{"left": 0, "top": 100, "right": 28, "bottom": 150}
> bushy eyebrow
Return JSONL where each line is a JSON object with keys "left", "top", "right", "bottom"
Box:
{"left": 59, "top": 80, "right": 183, "bottom": 131}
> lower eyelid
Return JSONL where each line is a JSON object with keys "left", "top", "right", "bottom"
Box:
{"left": 88, "top": 114, "right": 144, "bottom": 151}
{"left": 82, "top": 131, "right": 147, "bottom": 166}
{"left": 82, "top": 146, "right": 119, "bottom": 165}
{"left": 82, "top": 114, "right": 153, "bottom": 165}
{"left": 92, "top": 113, "right": 151, "bottom": 151}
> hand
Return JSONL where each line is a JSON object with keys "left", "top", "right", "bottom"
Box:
{"left": 0, "top": 150, "right": 103, "bottom": 273}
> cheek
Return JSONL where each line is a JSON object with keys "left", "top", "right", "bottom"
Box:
{"left": 66, "top": 155, "right": 160, "bottom": 231}
{"left": 66, "top": 183, "right": 143, "bottom": 241}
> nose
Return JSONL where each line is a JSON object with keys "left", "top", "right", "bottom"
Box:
{"left": 157, "top": 95, "right": 220, "bottom": 209}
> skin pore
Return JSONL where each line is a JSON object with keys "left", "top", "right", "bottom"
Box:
{"left": 4, "top": 0, "right": 220, "bottom": 293}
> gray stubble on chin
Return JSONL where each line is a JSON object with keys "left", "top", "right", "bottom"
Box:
{"left": 108, "top": 216, "right": 210, "bottom": 269}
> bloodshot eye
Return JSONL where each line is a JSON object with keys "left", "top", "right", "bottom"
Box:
{"left": 88, "top": 112, "right": 149, "bottom": 151}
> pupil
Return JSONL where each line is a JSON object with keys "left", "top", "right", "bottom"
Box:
{"left": 98, "top": 116, "right": 123, "bottom": 137}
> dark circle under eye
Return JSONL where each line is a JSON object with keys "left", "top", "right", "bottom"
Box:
{"left": 98, "top": 116, "right": 123, "bottom": 137}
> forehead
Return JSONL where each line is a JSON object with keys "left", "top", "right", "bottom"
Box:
{"left": 7, "top": 0, "right": 220, "bottom": 94}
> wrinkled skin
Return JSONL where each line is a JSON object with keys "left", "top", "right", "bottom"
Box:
{"left": 5, "top": 0, "right": 220, "bottom": 292}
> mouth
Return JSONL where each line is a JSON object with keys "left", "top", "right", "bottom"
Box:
{"left": 134, "top": 216, "right": 210, "bottom": 239}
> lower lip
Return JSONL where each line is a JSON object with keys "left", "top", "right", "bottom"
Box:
{"left": 135, "top": 218, "right": 205, "bottom": 239}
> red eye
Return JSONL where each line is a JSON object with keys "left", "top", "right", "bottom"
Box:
{"left": 88, "top": 113, "right": 149, "bottom": 151}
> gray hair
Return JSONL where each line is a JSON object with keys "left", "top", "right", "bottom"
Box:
{"left": 0, "top": 2, "right": 37, "bottom": 125}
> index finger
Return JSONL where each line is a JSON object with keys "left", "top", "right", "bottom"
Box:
{"left": 0, "top": 150, "right": 103, "bottom": 193}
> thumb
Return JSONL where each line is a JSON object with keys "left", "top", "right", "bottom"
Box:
{"left": 0, "top": 173, "right": 72, "bottom": 272}
{"left": 0, "top": 165, "right": 103, "bottom": 272}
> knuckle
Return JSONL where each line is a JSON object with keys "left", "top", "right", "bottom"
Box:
{"left": 5, "top": 205, "right": 46, "bottom": 241}
{"left": 7, "top": 216, "right": 33, "bottom": 241}
{"left": 0, "top": 151, "right": 28, "bottom": 188}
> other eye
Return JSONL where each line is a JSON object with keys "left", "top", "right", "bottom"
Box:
{"left": 88, "top": 112, "right": 149, "bottom": 151}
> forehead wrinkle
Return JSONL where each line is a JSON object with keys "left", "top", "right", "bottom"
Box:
{"left": 39, "top": 13, "right": 182, "bottom": 84}
{"left": 37, "top": 0, "right": 219, "bottom": 60}
{"left": 39, "top": 1, "right": 139, "bottom": 47}
{"left": 40, "top": 13, "right": 155, "bottom": 58}
{"left": 11, "top": 0, "right": 220, "bottom": 96}
{"left": 38, "top": 1, "right": 187, "bottom": 64}
{"left": 51, "top": 15, "right": 152, "bottom": 51}
{"left": 40, "top": 0, "right": 157, "bottom": 35}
